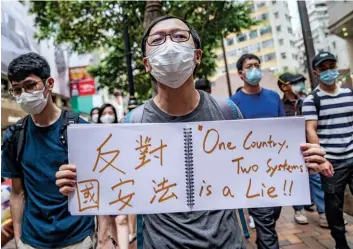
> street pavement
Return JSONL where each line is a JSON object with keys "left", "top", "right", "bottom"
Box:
{"left": 3, "top": 207, "right": 353, "bottom": 249}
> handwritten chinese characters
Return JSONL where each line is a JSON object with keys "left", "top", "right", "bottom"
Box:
{"left": 93, "top": 133, "right": 125, "bottom": 174}
{"left": 76, "top": 179, "right": 100, "bottom": 212}
{"left": 135, "top": 136, "right": 168, "bottom": 170}
{"left": 109, "top": 179, "right": 135, "bottom": 211}
{"left": 150, "top": 177, "right": 178, "bottom": 204}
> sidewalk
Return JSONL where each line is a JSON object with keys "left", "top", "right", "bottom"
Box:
{"left": 246, "top": 206, "right": 353, "bottom": 249}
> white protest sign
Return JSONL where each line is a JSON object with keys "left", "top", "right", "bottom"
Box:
{"left": 67, "top": 117, "right": 310, "bottom": 215}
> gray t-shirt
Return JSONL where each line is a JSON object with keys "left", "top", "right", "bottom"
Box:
{"left": 137, "top": 91, "right": 245, "bottom": 249}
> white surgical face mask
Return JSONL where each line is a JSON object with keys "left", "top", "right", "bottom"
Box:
{"left": 100, "top": 114, "right": 115, "bottom": 124}
{"left": 16, "top": 87, "right": 48, "bottom": 115}
{"left": 147, "top": 41, "right": 196, "bottom": 88}
{"left": 91, "top": 114, "right": 99, "bottom": 123}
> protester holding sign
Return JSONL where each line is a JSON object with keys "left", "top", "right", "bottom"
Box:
{"left": 1, "top": 53, "right": 96, "bottom": 249}
{"left": 57, "top": 16, "right": 333, "bottom": 249}
{"left": 278, "top": 72, "right": 328, "bottom": 227}
{"left": 303, "top": 52, "right": 353, "bottom": 249}
{"left": 230, "top": 54, "right": 333, "bottom": 249}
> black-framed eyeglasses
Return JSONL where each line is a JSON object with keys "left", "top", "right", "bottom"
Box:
{"left": 8, "top": 80, "right": 44, "bottom": 97}
{"left": 147, "top": 30, "right": 191, "bottom": 46}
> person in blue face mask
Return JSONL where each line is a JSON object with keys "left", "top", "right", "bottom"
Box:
{"left": 278, "top": 72, "right": 329, "bottom": 228}
{"left": 303, "top": 52, "right": 353, "bottom": 249}
{"left": 230, "top": 54, "right": 286, "bottom": 249}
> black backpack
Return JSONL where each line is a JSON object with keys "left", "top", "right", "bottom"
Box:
{"left": 1, "top": 110, "right": 79, "bottom": 167}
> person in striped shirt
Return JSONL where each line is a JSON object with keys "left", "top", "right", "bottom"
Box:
{"left": 302, "top": 52, "right": 353, "bottom": 249}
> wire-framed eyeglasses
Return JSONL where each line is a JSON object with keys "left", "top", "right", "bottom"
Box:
{"left": 8, "top": 80, "right": 44, "bottom": 97}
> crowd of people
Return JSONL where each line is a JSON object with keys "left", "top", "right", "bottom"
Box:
{"left": 1, "top": 14, "right": 352, "bottom": 249}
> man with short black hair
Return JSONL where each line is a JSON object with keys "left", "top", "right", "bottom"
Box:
{"left": 56, "top": 18, "right": 332, "bottom": 249}
{"left": 2, "top": 53, "right": 95, "bottom": 249}
{"left": 195, "top": 78, "right": 211, "bottom": 94}
{"left": 303, "top": 52, "right": 353, "bottom": 249}
{"left": 231, "top": 53, "right": 286, "bottom": 248}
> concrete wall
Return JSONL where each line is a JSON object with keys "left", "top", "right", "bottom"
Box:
{"left": 328, "top": 2, "right": 353, "bottom": 28}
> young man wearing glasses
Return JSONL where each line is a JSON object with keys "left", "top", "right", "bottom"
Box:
{"left": 303, "top": 52, "right": 353, "bottom": 249}
{"left": 56, "top": 16, "right": 333, "bottom": 249}
{"left": 1, "top": 53, "right": 96, "bottom": 249}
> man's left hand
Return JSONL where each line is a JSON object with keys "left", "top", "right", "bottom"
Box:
{"left": 300, "top": 143, "right": 334, "bottom": 177}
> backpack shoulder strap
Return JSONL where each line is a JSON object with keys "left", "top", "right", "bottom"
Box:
{"left": 124, "top": 104, "right": 146, "bottom": 123}
{"left": 60, "top": 110, "right": 80, "bottom": 147}
{"left": 15, "top": 116, "right": 30, "bottom": 163}
{"left": 1, "top": 115, "right": 29, "bottom": 165}
{"left": 311, "top": 89, "right": 321, "bottom": 117}
{"left": 213, "top": 97, "right": 243, "bottom": 120}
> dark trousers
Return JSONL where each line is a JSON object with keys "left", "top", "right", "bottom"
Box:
{"left": 322, "top": 158, "right": 353, "bottom": 249}
{"left": 249, "top": 207, "right": 282, "bottom": 249}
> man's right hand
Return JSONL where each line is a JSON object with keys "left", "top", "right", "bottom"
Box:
{"left": 55, "top": 164, "right": 77, "bottom": 196}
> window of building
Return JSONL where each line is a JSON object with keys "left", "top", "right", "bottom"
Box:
{"left": 332, "top": 41, "right": 336, "bottom": 49}
{"left": 262, "top": 39, "right": 274, "bottom": 49}
{"left": 260, "top": 26, "right": 272, "bottom": 36}
{"left": 274, "top": 12, "right": 279, "bottom": 19}
{"left": 260, "top": 13, "right": 269, "bottom": 21}
{"left": 283, "top": 66, "right": 288, "bottom": 71}
{"left": 227, "top": 49, "right": 237, "bottom": 58}
{"left": 242, "top": 46, "right": 249, "bottom": 54}
{"left": 287, "top": 27, "right": 293, "bottom": 34}
{"left": 315, "top": 3, "right": 326, "bottom": 8}
{"left": 290, "top": 40, "right": 295, "bottom": 47}
{"left": 281, "top": 52, "right": 287, "bottom": 59}
{"left": 226, "top": 37, "right": 234, "bottom": 46}
{"left": 292, "top": 54, "right": 297, "bottom": 60}
{"left": 285, "top": 14, "right": 291, "bottom": 22}
{"left": 248, "top": 43, "right": 261, "bottom": 53}
{"left": 249, "top": 3, "right": 256, "bottom": 12}
{"left": 276, "top": 25, "right": 281, "bottom": 32}
{"left": 237, "top": 34, "right": 247, "bottom": 43}
{"left": 279, "top": 39, "right": 284, "bottom": 46}
{"left": 272, "top": 0, "right": 276, "bottom": 4}
{"left": 265, "top": 53, "right": 276, "bottom": 61}
{"left": 249, "top": 30, "right": 258, "bottom": 39}
{"left": 257, "top": 2, "right": 266, "bottom": 8}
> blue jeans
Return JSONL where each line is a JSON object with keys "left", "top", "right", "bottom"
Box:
{"left": 293, "top": 173, "right": 325, "bottom": 213}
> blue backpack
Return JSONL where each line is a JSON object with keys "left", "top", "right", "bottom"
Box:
{"left": 124, "top": 97, "right": 249, "bottom": 248}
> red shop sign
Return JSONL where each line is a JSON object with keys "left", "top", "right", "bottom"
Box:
{"left": 78, "top": 79, "right": 96, "bottom": 96}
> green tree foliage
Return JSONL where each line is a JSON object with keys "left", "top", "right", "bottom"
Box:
{"left": 29, "top": 1, "right": 256, "bottom": 100}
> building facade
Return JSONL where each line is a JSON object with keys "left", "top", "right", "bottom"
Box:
{"left": 212, "top": 1, "right": 299, "bottom": 97}
{"left": 328, "top": 1, "right": 353, "bottom": 74}
{"left": 1, "top": 1, "right": 72, "bottom": 127}
{"left": 295, "top": 0, "right": 350, "bottom": 75}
